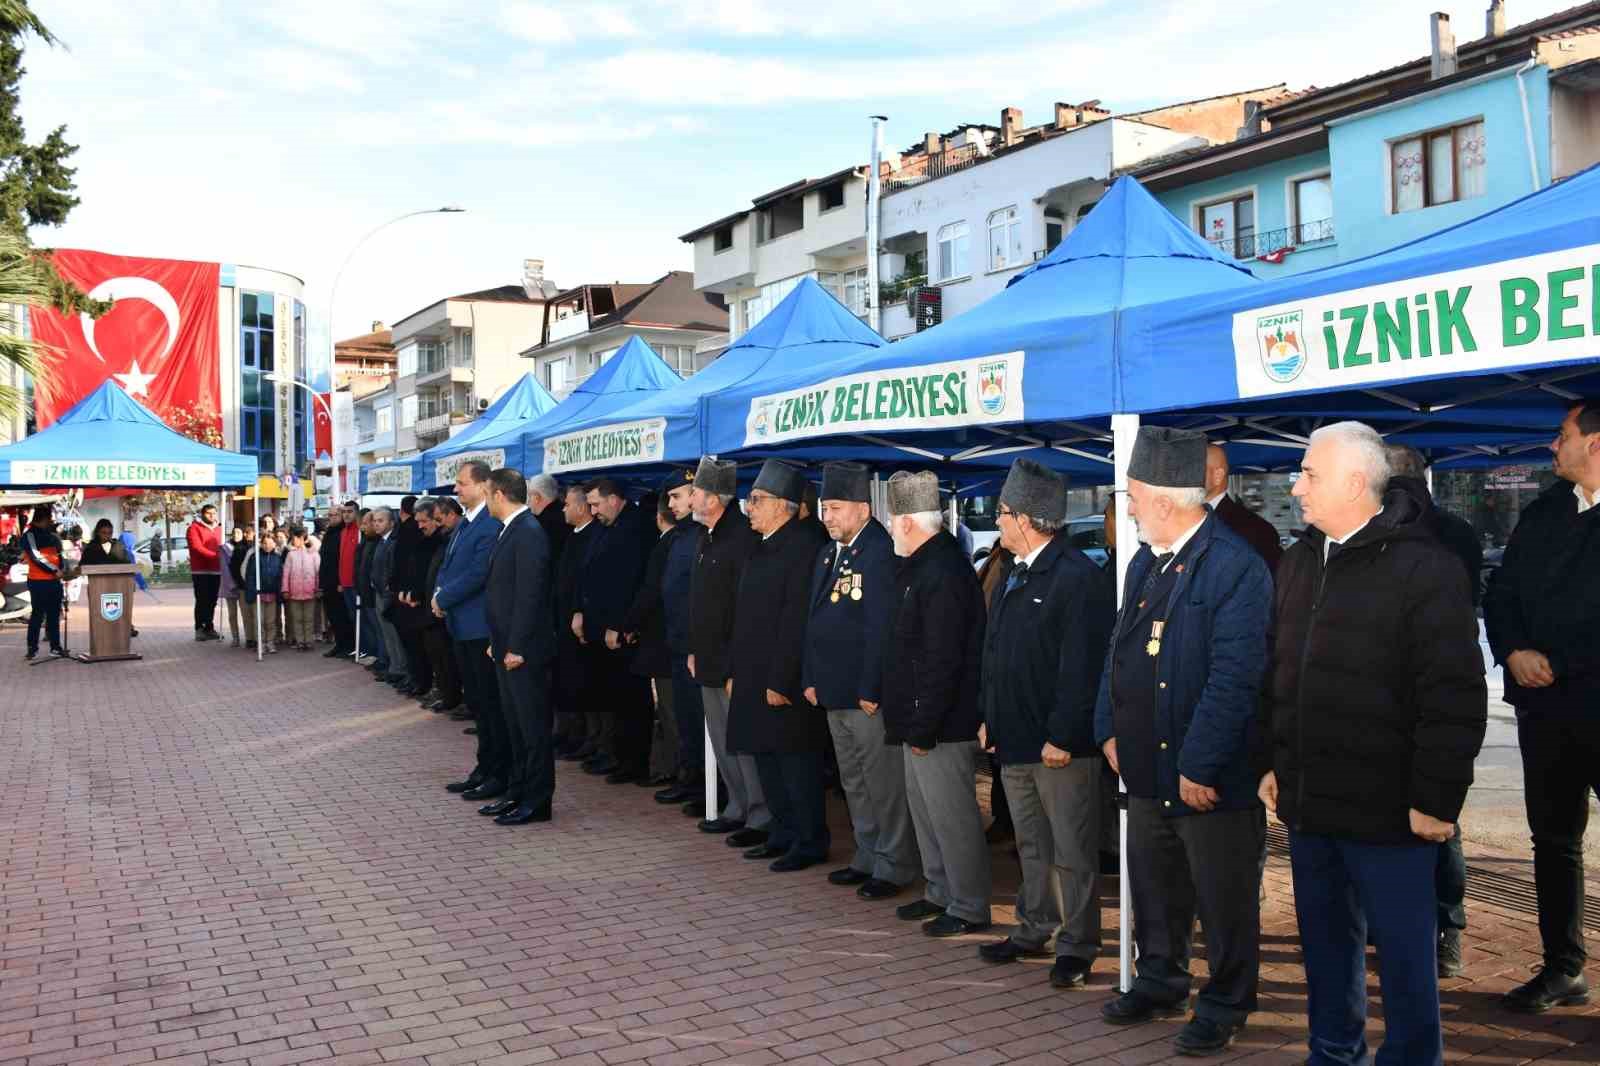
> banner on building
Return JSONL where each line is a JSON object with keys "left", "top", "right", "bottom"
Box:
{"left": 331, "top": 391, "right": 356, "bottom": 497}
{"left": 543, "top": 418, "right": 667, "bottom": 474}
{"left": 314, "top": 392, "right": 334, "bottom": 461}
{"left": 12, "top": 459, "right": 216, "bottom": 485}
{"left": 742, "top": 351, "right": 1026, "bottom": 447}
{"left": 31, "top": 250, "right": 221, "bottom": 428}
{"left": 366, "top": 464, "right": 413, "bottom": 494}
{"left": 436, "top": 449, "right": 505, "bottom": 488}
{"left": 1232, "top": 242, "right": 1600, "bottom": 397}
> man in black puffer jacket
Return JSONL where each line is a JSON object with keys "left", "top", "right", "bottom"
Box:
{"left": 1258, "top": 421, "right": 1485, "bottom": 1066}
{"left": 879, "top": 470, "right": 990, "bottom": 939}
{"left": 1485, "top": 398, "right": 1600, "bottom": 1014}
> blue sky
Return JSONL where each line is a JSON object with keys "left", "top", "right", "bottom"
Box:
{"left": 23, "top": 0, "right": 1575, "bottom": 356}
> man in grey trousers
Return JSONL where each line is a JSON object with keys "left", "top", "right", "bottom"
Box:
{"left": 880, "top": 471, "right": 992, "bottom": 937}
{"left": 977, "top": 459, "right": 1116, "bottom": 988}
{"left": 686, "top": 457, "right": 771, "bottom": 841}
{"left": 804, "top": 462, "right": 919, "bottom": 900}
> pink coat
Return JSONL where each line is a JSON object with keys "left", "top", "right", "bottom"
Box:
{"left": 281, "top": 547, "right": 319, "bottom": 600}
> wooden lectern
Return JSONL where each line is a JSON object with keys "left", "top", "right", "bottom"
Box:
{"left": 79, "top": 563, "right": 142, "bottom": 663}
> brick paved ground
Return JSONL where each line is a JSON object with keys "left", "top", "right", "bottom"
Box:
{"left": 1, "top": 602, "right": 1597, "bottom": 1065}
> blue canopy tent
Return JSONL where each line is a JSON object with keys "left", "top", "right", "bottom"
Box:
{"left": 360, "top": 371, "right": 557, "bottom": 495}
{"left": 0, "top": 380, "right": 258, "bottom": 488}
{"left": 454, "top": 334, "right": 683, "bottom": 491}
{"left": 1115, "top": 160, "right": 1600, "bottom": 470}
{"left": 698, "top": 177, "right": 1261, "bottom": 482}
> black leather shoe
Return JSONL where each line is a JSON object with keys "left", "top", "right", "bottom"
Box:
{"left": 828, "top": 867, "right": 872, "bottom": 887}
{"left": 495, "top": 802, "right": 552, "bottom": 825}
{"left": 655, "top": 784, "right": 695, "bottom": 804}
{"left": 979, "top": 938, "right": 1052, "bottom": 964}
{"left": 461, "top": 780, "right": 505, "bottom": 801}
{"left": 726, "top": 828, "right": 769, "bottom": 848}
{"left": 770, "top": 854, "right": 820, "bottom": 872}
{"left": 857, "top": 879, "right": 904, "bottom": 901}
{"left": 1172, "top": 1015, "right": 1239, "bottom": 1056}
{"left": 1102, "top": 988, "right": 1184, "bottom": 1025}
{"left": 1049, "top": 956, "right": 1093, "bottom": 988}
{"left": 1438, "top": 928, "right": 1463, "bottom": 979}
{"left": 743, "top": 844, "right": 785, "bottom": 860}
{"left": 583, "top": 758, "right": 618, "bottom": 776}
{"left": 698, "top": 817, "right": 743, "bottom": 834}
{"left": 682, "top": 800, "right": 707, "bottom": 817}
{"left": 605, "top": 768, "right": 642, "bottom": 785}
{"left": 323, "top": 647, "right": 345, "bottom": 658}
{"left": 445, "top": 775, "right": 483, "bottom": 793}
{"left": 449, "top": 709, "right": 474, "bottom": 721}
{"left": 639, "top": 773, "right": 674, "bottom": 788}
{"left": 570, "top": 743, "right": 597, "bottom": 761}
{"left": 923, "top": 914, "right": 990, "bottom": 938}
{"left": 896, "top": 900, "right": 946, "bottom": 922}
{"left": 1503, "top": 969, "right": 1591, "bottom": 1013}
{"left": 479, "top": 798, "right": 519, "bottom": 817}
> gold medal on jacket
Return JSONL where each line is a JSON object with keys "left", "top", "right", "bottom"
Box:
{"left": 1146, "top": 620, "right": 1165, "bottom": 657}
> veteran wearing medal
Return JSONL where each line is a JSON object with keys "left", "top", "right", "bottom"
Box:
{"left": 804, "top": 461, "right": 918, "bottom": 900}
{"left": 727, "top": 460, "right": 832, "bottom": 871}
{"left": 976, "top": 459, "right": 1115, "bottom": 988}
{"left": 1095, "top": 427, "right": 1273, "bottom": 1057}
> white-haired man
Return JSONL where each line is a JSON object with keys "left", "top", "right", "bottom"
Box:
{"left": 881, "top": 470, "right": 991, "bottom": 938}
{"left": 1259, "top": 421, "right": 1486, "bottom": 1066}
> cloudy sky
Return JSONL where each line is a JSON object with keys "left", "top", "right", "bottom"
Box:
{"left": 23, "top": 0, "right": 1573, "bottom": 356}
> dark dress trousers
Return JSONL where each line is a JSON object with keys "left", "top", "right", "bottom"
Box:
{"left": 579, "top": 504, "right": 656, "bottom": 774}
{"left": 729, "top": 517, "right": 831, "bottom": 860}
{"left": 486, "top": 510, "right": 556, "bottom": 809}
{"left": 554, "top": 522, "right": 595, "bottom": 731}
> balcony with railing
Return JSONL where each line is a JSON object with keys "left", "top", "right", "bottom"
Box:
{"left": 884, "top": 144, "right": 984, "bottom": 196}
{"left": 1209, "top": 217, "right": 1335, "bottom": 260}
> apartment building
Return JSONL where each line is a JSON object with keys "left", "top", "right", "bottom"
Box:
{"left": 523, "top": 271, "right": 729, "bottom": 398}
{"left": 391, "top": 259, "right": 559, "bottom": 455}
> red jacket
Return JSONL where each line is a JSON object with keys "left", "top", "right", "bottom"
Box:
{"left": 187, "top": 519, "right": 222, "bottom": 574}
{"left": 338, "top": 522, "right": 360, "bottom": 589}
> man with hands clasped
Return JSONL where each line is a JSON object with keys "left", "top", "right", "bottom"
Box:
{"left": 1259, "top": 421, "right": 1485, "bottom": 1066}
{"left": 1094, "top": 428, "right": 1273, "bottom": 1057}
{"left": 977, "top": 459, "right": 1115, "bottom": 991}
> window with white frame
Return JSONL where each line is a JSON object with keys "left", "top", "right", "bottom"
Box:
{"left": 400, "top": 395, "right": 418, "bottom": 428}
{"left": 398, "top": 344, "right": 417, "bottom": 377}
{"left": 736, "top": 275, "right": 806, "bottom": 338}
{"left": 1198, "top": 194, "right": 1255, "bottom": 258}
{"left": 987, "top": 207, "right": 1024, "bottom": 271}
{"left": 1292, "top": 175, "right": 1335, "bottom": 243}
{"left": 1391, "top": 120, "right": 1486, "bottom": 213}
{"left": 375, "top": 406, "right": 392, "bottom": 434}
{"left": 936, "top": 221, "right": 970, "bottom": 281}
{"left": 818, "top": 268, "right": 869, "bottom": 315}
{"left": 545, "top": 358, "right": 569, "bottom": 394}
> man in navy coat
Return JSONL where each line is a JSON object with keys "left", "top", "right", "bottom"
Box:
{"left": 1095, "top": 427, "right": 1272, "bottom": 1058}
{"left": 434, "top": 460, "right": 508, "bottom": 803}
{"left": 479, "top": 468, "right": 557, "bottom": 825}
{"left": 803, "top": 461, "right": 917, "bottom": 900}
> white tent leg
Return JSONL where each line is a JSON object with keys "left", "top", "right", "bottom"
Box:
{"left": 254, "top": 493, "right": 263, "bottom": 663}
{"left": 703, "top": 718, "right": 717, "bottom": 818}
{"left": 1111, "top": 412, "right": 1139, "bottom": 994}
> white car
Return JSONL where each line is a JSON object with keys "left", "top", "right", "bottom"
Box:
{"left": 134, "top": 535, "right": 190, "bottom": 566}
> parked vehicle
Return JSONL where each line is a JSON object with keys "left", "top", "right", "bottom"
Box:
{"left": 970, "top": 514, "right": 1109, "bottom": 567}
{"left": 134, "top": 535, "right": 189, "bottom": 567}
{"left": 1, "top": 549, "right": 29, "bottom": 624}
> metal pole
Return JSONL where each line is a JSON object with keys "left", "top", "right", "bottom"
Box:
{"left": 254, "top": 491, "right": 263, "bottom": 662}
{"left": 1110, "top": 413, "right": 1139, "bottom": 992}
{"left": 867, "top": 116, "right": 886, "bottom": 334}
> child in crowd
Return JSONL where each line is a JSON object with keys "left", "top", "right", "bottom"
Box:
{"left": 281, "top": 526, "right": 319, "bottom": 652}
{"left": 253, "top": 532, "right": 284, "bottom": 653}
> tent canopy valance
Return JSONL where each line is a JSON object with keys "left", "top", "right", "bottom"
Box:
{"left": 0, "top": 380, "right": 258, "bottom": 489}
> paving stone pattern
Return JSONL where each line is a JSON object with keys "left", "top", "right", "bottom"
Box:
{"left": 1, "top": 604, "right": 1596, "bottom": 1064}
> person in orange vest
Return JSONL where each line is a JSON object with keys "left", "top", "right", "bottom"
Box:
{"left": 21, "top": 505, "right": 65, "bottom": 660}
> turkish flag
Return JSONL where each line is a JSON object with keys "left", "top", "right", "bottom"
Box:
{"left": 314, "top": 392, "right": 333, "bottom": 460}
{"left": 31, "top": 249, "right": 221, "bottom": 429}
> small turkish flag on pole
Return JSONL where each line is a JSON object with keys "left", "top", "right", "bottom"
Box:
{"left": 314, "top": 393, "right": 334, "bottom": 459}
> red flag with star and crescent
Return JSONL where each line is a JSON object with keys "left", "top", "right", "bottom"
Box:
{"left": 31, "top": 249, "right": 221, "bottom": 429}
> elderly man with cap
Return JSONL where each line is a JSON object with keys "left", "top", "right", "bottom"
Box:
{"left": 649, "top": 468, "right": 707, "bottom": 807}
{"left": 687, "top": 456, "right": 770, "bottom": 837}
{"left": 976, "top": 459, "right": 1115, "bottom": 988}
{"left": 728, "top": 459, "right": 832, "bottom": 870}
{"left": 881, "top": 470, "right": 991, "bottom": 937}
{"left": 1095, "top": 427, "right": 1273, "bottom": 1056}
{"left": 803, "top": 461, "right": 916, "bottom": 899}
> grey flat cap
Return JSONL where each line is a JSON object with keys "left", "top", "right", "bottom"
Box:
{"left": 886, "top": 470, "right": 940, "bottom": 515}
{"left": 820, "top": 461, "right": 871, "bottom": 503}
{"left": 693, "top": 456, "right": 737, "bottom": 496}
{"left": 752, "top": 459, "right": 805, "bottom": 503}
{"left": 999, "top": 458, "right": 1067, "bottom": 525}
{"left": 1128, "top": 426, "right": 1207, "bottom": 489}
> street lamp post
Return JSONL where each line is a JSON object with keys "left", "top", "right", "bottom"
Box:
{"left": 263, "top": 373, "right": 335, "bottom": 512}
{"left": 325, "top": 206, "right": 464, "bottom": 504}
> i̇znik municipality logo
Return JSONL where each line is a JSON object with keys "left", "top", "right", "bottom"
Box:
{"left": 1257, "top": 311, "right": 1306, "bottom": 384}
{"left": 977, "top": 359, "right": 1009, "bottom": 415}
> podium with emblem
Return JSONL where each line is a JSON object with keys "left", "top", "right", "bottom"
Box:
{"left": 79, "top": 563, "right": 142, "bottom": 663}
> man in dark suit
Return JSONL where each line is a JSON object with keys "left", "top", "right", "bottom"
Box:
{"left": 728, "top": 460, "right": 832, "bottom": 872}
{"left": 434, "top": 461, "right": 508, "bottom": 802}
{"left": 1204, "top": 444, "right": 1283, "bottom": 573}
{"left": 579, "top": 478, "right": 656, "bottom": 784}
{"left": 803, "top": 461, "right": 916, "bottom": 899}
{"left": 478, "top": 468, "right": 556, "bottom": 826}
{"left": 554, "top": 485, "right": 596, "bottom": 759}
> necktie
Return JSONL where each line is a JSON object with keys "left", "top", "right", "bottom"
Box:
{"left": 1140, "top": 552, "right": 1175, "bottom": 596}
{"left": 1003, "top": 561, "right": 1029, "bottom": 596}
